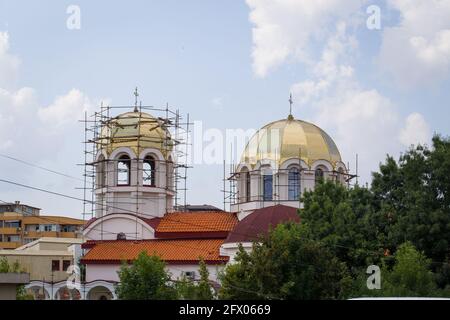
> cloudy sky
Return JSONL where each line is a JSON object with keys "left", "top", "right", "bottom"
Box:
{"left": 0, "top": 0, "right": 449, "bottom": 218}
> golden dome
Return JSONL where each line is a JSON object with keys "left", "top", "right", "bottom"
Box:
{"left": 99, "top": 111, "right": 173, "bottom": 158}
{"left": 241, "top": 117, "right": 342, "bottom": 168}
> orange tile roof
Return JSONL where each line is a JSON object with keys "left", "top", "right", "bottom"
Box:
{"left": 81, "top": 239, "right": 228, "bottom": 264}
{"left": 156, "top": 211, "right": 238, "bottom": 234}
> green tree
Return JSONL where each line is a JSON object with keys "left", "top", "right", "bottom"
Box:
{"left": 16, "top": 285, "right": 34, "bottom": 300}
{"left": 218, "top": 245, "right": 259, "bottom": 300}
{"left": 372, "top": 136, "right": 450, "bottom": 263}
{"left": 196, "top": 259, "right": 214, "bottom": 300}
{"left": 175, "top": 259, "right": 214, "bottom": 300}
{"left": 355, "top": 242, "right": 448, "bottom": 297}
{"left": 382, "top": 242, "right": 437, "bottom": 297}
{"left": 116, "top": 251, "right": 177, "bottom": 300}
{"left": 175, "top": 276, "right": 197, "bottom": 300}
{"left": 219, "top": 223, "right": 351, "bottom": 300}
{"left": 0, "top": 257, "right": 33, "bottom": 299}
{"left": 300, "top": 181, "right": 386, "bottom": 270}
{"left": 0, "top": 257, "right": 9, "bottom": 273}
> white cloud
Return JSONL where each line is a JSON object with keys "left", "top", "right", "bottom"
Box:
{"left": 0, "top": 30, "right": 106, "bottom": 217}
{"left": 0, "top": 32, "right": 20, "bottom": 89}
{"left": 314, "top": 88, "right": 401, "bottom": 183}
{"left": 0, "top": 32, "right": 94, "bottom": 153}
{"left": 246, "top": 1, "right": 432, "bottom": 184}
{"left": 0, "top": 87, "right": 39, "bottom": 152}
{"left": 291, "top": 79, "right": 330, "bottom": 105}
{"left": 379, "top": 0, "right": 450, "bottom": 87}
{"left": 399, "top": 112, "right": 431, "bottom": 147}
{"left": 291, "top": 21, "right": 357, "bottom": 104}
{"left": 246, "top": 0, "right": 365, "bottom": 77}
{"left": 211, "top": 97, "right": 223, "bottom": 110}
{"left": 38, "top": 89, "right": 94, "bottom": 129}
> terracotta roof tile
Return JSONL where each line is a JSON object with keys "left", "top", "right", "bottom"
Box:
{"left": 225, "top": 205, "right": 300, "bottom": 243}
{"left": 155, "top": 211, "right": 238, "bottom": 235}
{"left": 81, "top": 239, "right": 228, "bottom": 264}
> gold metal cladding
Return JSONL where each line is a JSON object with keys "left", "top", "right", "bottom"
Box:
{"left": 241, "top": 118, "right": 342, "bottom": 168}
{"left": 98, "top": 111, "right": 173, "bottom": 158}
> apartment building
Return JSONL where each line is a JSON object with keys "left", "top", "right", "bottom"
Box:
{"left": 0, "top": 201, "right": 85, "bottom": 250}
{"left": 0, "top": 237, "right": 83, "bottom": 281}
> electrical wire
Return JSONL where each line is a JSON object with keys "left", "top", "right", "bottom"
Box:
{"left": 0, "top": 153, "right": 84, "bottom": 182}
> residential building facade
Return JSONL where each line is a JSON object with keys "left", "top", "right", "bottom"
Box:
{"left": 0, "top": 202, "right": 85, "bottom": 249}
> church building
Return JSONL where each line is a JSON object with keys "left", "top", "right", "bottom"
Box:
{"left": 75, "top": 96, "right": 351, "bottom": 299}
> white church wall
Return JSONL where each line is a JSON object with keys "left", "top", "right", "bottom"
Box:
{"left": 86, "top": 263, "right": 223, "bottom": 283}
{"left": 220, "top": 242, "right": 253, "bottom": 263}
{"left": 86, "top": 264, "right": 120, "bottom": 282}
{"left": 83, "top": 214, "right": 155, "bottom": 241}
{"left": 167, "top": 264, "right": 223, "bottom": 283}
{"left": 93, "top": 146, "right": 174, "bottom": 218}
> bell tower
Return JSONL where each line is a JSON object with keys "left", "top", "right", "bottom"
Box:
{"left": 94, "top": 107, "right": 175, "bottom": 219}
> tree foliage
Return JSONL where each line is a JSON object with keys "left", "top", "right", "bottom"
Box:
{"left": 0, "top": 257, "right": 33, "bottom": 299}
{"left": 372, "top": 136, "right": 450, "bottom": 263}
{"left": 0, "top": 257, "right": 22, "bottom": 273}
{"left": 175, "top": 259, "right": 214, "bottom": 300}
{"left": 219, "top": 223, "right": 352, "bottom": 300}
{"left": 218, "top": 135, "right": 450, "bottom": 299}
{"left": 300, "top": 181, "right": 386, "bottom": 270}
{"left": 381, "top": 242, "right": 439, "bottom": 297}
{"left": 355, "top": 242, "right": 449, "bottom": 298}
{"left": 116, "top": 251, "right": 177, "bottom": 300}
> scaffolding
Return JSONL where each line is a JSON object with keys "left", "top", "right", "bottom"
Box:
{"left": 80, "top": 91, "right": 191, "bottom": 231}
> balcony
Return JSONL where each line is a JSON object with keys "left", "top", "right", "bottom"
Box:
{"left": 23, "top": 231, "right": 57, "bottom": 238}
{"left": 23, "top": 231, "right": 78, "bottom": 239}
{"left": 0, "top": 241, "right": 21, "bottom": 249}
{"left": 0, "top": 227, "right": 20, "bottom": 235}
{"left": 58, "top": 232, "right": 78, "bottom": 238}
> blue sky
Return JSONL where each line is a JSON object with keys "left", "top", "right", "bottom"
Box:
{"left": 0, "top": 0, "right": 449, "bottom": 217}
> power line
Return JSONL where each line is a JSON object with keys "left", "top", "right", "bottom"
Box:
{"left": 2, "top": 176, "right": 449, "bottom": 271}
{"left": 0, "top": 153, "right": 84, "bottom": 182}
{"left": 2, "top": 178, "right": 449, "bottom": 267}
{"left": 0, "top": 196, "right": 237, "bottom": 265}
{"left": 0, "top": 178, "right": 266, "bottom": 243}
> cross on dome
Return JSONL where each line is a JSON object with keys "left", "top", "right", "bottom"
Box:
{"left": 288, "top": 93, "right": 294, "bottom": 120}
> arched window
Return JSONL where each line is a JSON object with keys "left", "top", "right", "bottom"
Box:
{"left": 288, "top": 167, "right": 300, "bottom": 200}
{"left": 117, "top": 155, "right": 130, "bottom": 186}
{"left": 262, "top": 169, "right": 273, "bottom": 201}
{"left": 315, "top": 168, "right": 324, "bottom": 184}
{"left": 143, "top": 156, "right": 156, "bottom": 186}
{"left": 245, "top": 171, "right": 251, "bottom": 202}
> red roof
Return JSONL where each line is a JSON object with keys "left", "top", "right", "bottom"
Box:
{"left": 80, "top": 239, "right": 228, "bottom": 265}
{"left": 224, "top": 205, "right": 300, "bottom": 243}
{"left": 155, "top": 211, "right": 238, "bottom": 239}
